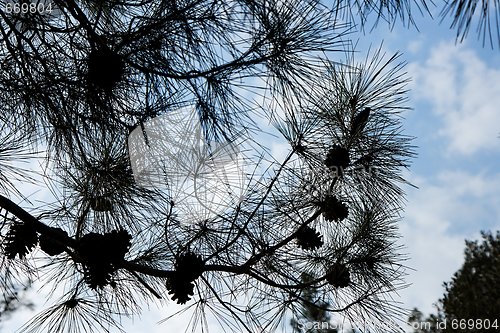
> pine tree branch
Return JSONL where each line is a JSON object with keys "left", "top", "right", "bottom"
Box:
{"left": 0, "top": 194, "right": 77, "bottom": 248}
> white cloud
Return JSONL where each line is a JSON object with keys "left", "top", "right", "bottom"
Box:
{"left": 408, "top": 42, "right": 500, "bottom": 155}
{"left": 398, "top": 169, "right": 500, "bottom": 317}
{"left": 407, "top": 38, "right": 424, "bottom": 54}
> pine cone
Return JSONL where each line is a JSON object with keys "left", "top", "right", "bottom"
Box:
{"left": 87, "top": 48, "right": 124, "bottom": 91}
{"left": 79, "top": 233, "right": 112, "bottom": 288}
{"left": 39, "top": 227, "right": 68, "bottom": 256}
{"left": 326, "top": 263, "right": 350, "bottom": 288}
{"left": 295, "top": 226, "right": 323, "bottom": 250}
{"left": 107, "top": 229, "right": 132, "bottom": 263}
{"left": 320, "top": 195, "right": 348, "bottom": 222}
{"left": 175, "top": 251, "right": 204, "bottom": 281}
{"left": 165, "top": 251, "right": 204, "bottom": 304}
{"left": 78, "top": 229, "right": 132, "bottom": 289}
{"left": 4, "top": 223, "right": 38, "bottom": 259}
{"left": 166, "top": 277, "right": 195, "bottom": 305}
{"left": 350, "top": 107, "right": 371, "bottom": 137}
{"left": 324, "top": 145, "right": 350, "bottom": 174}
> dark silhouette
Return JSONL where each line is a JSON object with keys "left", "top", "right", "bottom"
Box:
{"left": 408, "top": 231, "right": 500, "bottom": 333}
{"left": 0, "top": 0, "right": 494, "bottom": 332}
{"left": 290, "top": 273, "right": 339, "bottom": 333}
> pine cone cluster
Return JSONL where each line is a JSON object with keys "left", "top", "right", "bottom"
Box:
{"left": 39, "top": 227, "right": 69, "bottom": 256}
{"left": 295, "top": 226, "right": 323, "bottom": 250}
{"left": 78, "top": 229, "right": 132, "bottom": 289}
{"left": 325, "top": 263, "right": 350, "bottom": 288}
{"left": 166, "top": 252, "right": 204, "bottom": 304}
{"left": 319, "top": 195, "right": 349, "bottom": 222}
{"left": 324, "top": 145, "right": 350, "bottom": 173}
{"left": 4, "top": 223, "right": 38, "bottom": 259}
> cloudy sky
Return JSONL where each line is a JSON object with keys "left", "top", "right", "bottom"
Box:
{"left": 371, "top": 14, "right": 500, "bottom": 318}
{"left": 2, "top": 4, "right": 500, "bottom": 333}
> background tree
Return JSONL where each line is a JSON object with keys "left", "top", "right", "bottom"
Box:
{"left": 440, "top": 230, "right": 500, "bottom": 332}
{"left": 408, "top": 231, "right": 500, "bottom": 333}
{"left": 408, "top": 308, "right": 443, "bottom": 333}
{"left": 0, "top": 0, "right": 497, "bottom": 332}
{"left": 0, "top": 282, "right": 34, "bottom": 325}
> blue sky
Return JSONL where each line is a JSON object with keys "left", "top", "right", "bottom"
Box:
{"left": 2, "top": 6, "right": 500, "bottom": 333}
{"left": 356, "top": 7, "right": 500, "bottom": 322}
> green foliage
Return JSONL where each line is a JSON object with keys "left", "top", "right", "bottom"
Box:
{"left": 440, "top": 231, "right": 500, "bottom": 332}
{"left": 409, "top": 231, "right": 500, "bottom": 333}
{"left": 408, "top": 308, "right": 443, "bottom": 333}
